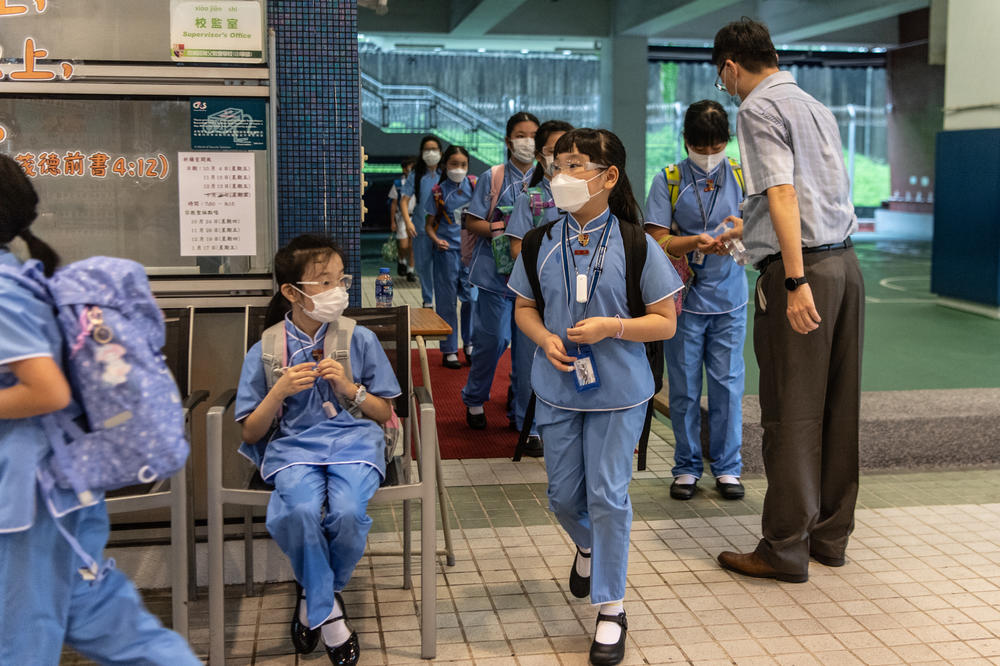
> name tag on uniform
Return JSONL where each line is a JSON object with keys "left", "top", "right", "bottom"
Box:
{"left": 690, "top": 250, "right": 706, "bottom": 267}
{"left": 572, "top": 344, "right": 600, "bottom": 392}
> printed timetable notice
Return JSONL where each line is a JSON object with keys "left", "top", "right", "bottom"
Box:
{"left": 177, "top": 151, "right": 256, "bottom": 256}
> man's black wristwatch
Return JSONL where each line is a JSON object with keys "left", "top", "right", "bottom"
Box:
{"left": 784, "top": 276, "right": 808, "bottom": 291}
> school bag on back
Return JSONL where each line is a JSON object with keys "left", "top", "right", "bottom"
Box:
{"left": 0, "top": 257, "right": 188, "bottom": 506}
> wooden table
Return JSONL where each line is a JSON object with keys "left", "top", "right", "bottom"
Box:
{"left": 408, "top": 307, "right": 455, "bottom": 565}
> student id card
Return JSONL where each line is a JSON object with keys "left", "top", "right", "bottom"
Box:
{"left": 572, "top": 344, "right": 601, "bottom": 392}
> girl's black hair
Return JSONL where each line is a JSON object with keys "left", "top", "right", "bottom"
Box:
{"left": 683, "top": 100, "right": 731, "bottom": 148}
{"left": 264, "top": 234, "right": 346, "bottom": 327}
{"left": 552, "top": 128, "right": 644, "bottom": 225}
{"left": 504, "top": 111, "right": 540, "bottom": 162}
{"left": 436, "top": 145, "right": 471, "bottom": 185}
{"left": 529, "top": 120, "right": 574, "bottom": 187}
{"left": 413, "top": 134, "right": 443, "bottom": 209}
{"left": 0, "top": 154, "right": 60, "bottom": 276}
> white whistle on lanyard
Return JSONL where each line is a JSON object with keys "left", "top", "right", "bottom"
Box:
{"left": 576, "top": 273, "right": 588, "bottom": 303}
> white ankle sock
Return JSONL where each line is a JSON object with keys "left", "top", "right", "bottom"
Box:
{"left": 444, "top": 353, "right": 458, "bottom": 362}
{"left": 717, "top": 474, "right": 740, "bottom": 485}
{"left": 320, "top": 596, "right": 352, "bottom": 647}
{"left": 674, "top": 474, "right": 697, "bottom": 485}
{"left": 575, "top": 547, "right": 592, "bottom": 578}
{"left": 468, "top": 405, "right": 484, "bottom": 415}
{"left": 298, "top": 592, "right": 309, "bottom": 626}
{"left": 595, "top": 601, "right": 624, "bottom": 644}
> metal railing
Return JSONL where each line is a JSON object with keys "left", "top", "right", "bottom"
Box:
{"left": 361, "top": 72, "right": 508, "bottom": 165}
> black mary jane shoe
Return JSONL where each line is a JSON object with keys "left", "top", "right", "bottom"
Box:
{"left": 589, "top": 611, "right": 627, "bottom": 666}
{"left": 522, "top": 435, "right": 544, "bottom": 458}
{"left": 466, "top": 407, "right": 487, "bottom": 430}
{"left": 291, "top": 582, "right": 320, "bottom": 654}
{"left": 568, "top": 547, "right": 591, "bottom": 598}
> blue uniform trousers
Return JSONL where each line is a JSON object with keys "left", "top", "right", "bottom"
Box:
{"left": 0, "top": 493, "right": 199, "bottom": 665}
{"left": 266, "top": 462, "right": 380, "bottom": 629}
{"left": 536, "top": 401, "right": 647, "bottom": 604}
{"left": 432, "top": 248, "right": 477, "bottom": 354}
{"left": 461, "top": 288, "right": 514, "bottom": 412}
{"left": 664, "top": 307, "right": 746, "bottom": 479}
{"left": 414, "top": 233, "right": 435, "bottom": 306}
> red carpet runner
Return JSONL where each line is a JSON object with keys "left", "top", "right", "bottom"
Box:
{"left": 411, "top": 348, "right": 521, "bottom": 460}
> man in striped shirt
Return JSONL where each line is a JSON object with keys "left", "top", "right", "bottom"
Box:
{"left": 711, "top": 18, "right": 865, "bottom": 584}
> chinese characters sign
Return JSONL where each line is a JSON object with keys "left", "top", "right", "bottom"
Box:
{"left": 177, "top": 151, "right": 256, "bottom": 256}
{"left": 14, "top": 151, "right": 169, "bottom": 179}
{"left": 0, "top": 1, "right": 74, "bottom": 89}
{"left": 190, "top": 98, "right": 266, "bottom": 150}
{"left": 170, "top": 1, "right": 263, "bottom": 63}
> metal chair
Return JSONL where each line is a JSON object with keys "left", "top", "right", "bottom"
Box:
{"left": 206, "top": 305, "right": 439, "bottom": 663}
{"left": 103, "top": 306, "right": 208, "bottom": 639}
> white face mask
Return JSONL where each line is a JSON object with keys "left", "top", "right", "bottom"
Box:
{"left": 510, "top": 137, "right": 536, "bottom": 164}
{"left": 549, "top": 171, "right": 605, "bottom": 213}
{"left": 447, "top": 168, "right": 467, "bottom": 183}
{"left": 294, "top": 285, "right": 349, "bottom": 323}
{"left": 422, "top": 149, "right": 441, "bottom": 167}
{"left": 688, "top": 149, "right": 727, "bottom": 174}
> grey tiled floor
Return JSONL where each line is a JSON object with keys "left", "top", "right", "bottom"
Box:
{"left": 61, "top": 421, "right": 1000, "bottom": 665}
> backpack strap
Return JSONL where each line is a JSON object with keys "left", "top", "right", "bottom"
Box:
{"left": 663, "top": 164, "right": 681, "bottom": 212}
{"left": 520, "top": 220, "right": 558, "bottom": 319}
{"left": 485, "top": 164, "right": 505, "bottom": 224}
{"left": 728, "top": 157, "right": 746, "bottom": 195}
{"left": 259, "top": 322, "right": 287, "bottom": 394}
{"left": 323, "top": 316, "right": 358, "bottom": 415}
{"left": 467, "top": 173, "right": 478, "bottom": 189}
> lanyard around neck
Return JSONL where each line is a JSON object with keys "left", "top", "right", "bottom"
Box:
{"left": 561, "top": 215, "right": 614, "bottom": 314}
{"left": 686, "top": 163, "right": 722, "bottom": 232}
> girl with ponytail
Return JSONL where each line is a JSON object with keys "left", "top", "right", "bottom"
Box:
{"left": 0, "top": 153, "right": 201, "bottom": 663}
{"left": 507, "top": 128, "right": 682, "bottom": 666}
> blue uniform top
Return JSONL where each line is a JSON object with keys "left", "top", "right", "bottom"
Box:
{"left": 0, "top": 250, "right": 90, "bottom": 532}
{"left": 645, "top": 159, "right": 748, "bottom": 315}
{"left": 504, "top": 178, "right": 562, "bottom": 240}
{"left": 422, "top": 176, "right": 476, "bottom": 248}
{"left": 402, "top": 169, "right": 442, "bottom": 236}
{"left": 508, "top": 209, "right": 683, "bottom": 411}
{"left": 235, "top": 316, "right": 402, "bottom": 482}
{"left": 466, "top": 160, "right": 532, "bottom": 294}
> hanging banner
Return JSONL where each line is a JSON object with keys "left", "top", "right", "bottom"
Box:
{"left": 190, "top": 98, "right": 266, "bottom": 150}
{"left": 177, "top": 151, "right": 256, "bottom": 256}
{"left": 170, "top": 1, "right": 264, "bottom": 63}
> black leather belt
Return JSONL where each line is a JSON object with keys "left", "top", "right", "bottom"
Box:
{"left": 754, "top": 237, "right": 853, "bottom": 272}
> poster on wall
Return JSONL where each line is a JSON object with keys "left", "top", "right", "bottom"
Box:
{"left": 190, "top": 98, "right": 266, "bottom": 150}
{"left": 170, "top": 0, "right": 264, "bottom": 63}
{"left": 178, "top": 151, "right": 256, "bottom": 257}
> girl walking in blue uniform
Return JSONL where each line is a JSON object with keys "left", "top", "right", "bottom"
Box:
{"left": 462, "top": 111, "right": 539, "bottom": 432}
{"left": 644, "top": 100, "right": 748, "bottom": 502}
{"left": 401, "top": 135, "right": 444, "bottom": 307}
{"left": 509, "top": 129, "right": 682, "bottom": 666}
{"left": 236, "top": 235, "right": 401, "bottom": 665}
{"left": 424, "top": 145, "right": 478, "bottom": 369}
{"left": 504, "top": 119, "right": 574, "bottom": 456}
{"left": 0, "top": 155, "right": 200, "bottom": 665}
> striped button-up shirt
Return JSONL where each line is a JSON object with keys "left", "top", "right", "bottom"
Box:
{"left": 736, "top": 71, "right": 857, "bottom": 266}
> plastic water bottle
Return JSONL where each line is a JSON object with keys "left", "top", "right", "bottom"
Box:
{"left": 712, "top": 221, "right": 750, "bottom": 266}
{"left": 375, "top": 267, "right": 394, "bottom": 307}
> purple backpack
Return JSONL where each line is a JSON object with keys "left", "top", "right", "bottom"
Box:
{"left": 1, "top": 257, "right": 188, "bottom": 505}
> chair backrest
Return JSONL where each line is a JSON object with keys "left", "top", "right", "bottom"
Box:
{"left": 243, "top": 305, "right": 410, "bottom": 419}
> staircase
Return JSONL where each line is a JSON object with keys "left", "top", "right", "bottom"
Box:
{"left": 361, "top": 72, "right": 507, "bottom": 167}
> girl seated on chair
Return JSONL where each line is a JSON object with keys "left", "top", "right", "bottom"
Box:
{"left": 236, "top": 234, "right": 401, "bottom": 666}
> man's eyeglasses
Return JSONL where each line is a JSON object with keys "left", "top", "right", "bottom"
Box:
{"left": 714, "top": 65, "right": 727, "bottom": 93}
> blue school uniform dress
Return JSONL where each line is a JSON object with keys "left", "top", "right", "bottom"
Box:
{"left": 235, "top": 315, "right": 401, "bottom": 629}
{"left": 0, "top": 250, "right": 199, "bottom": 665}
{"left": 646, "top": 159, "right": 748, "bottom": 480}
{"left": 403, "top": 168, "right": 442, "bottom": 306}
{"left": 504, "top": 177, "right": 562, "bottom": 435}
{"left": 508, "top": 210, "right": 682, "bottom": 604}
{"left": 423, "top": 176, "right": 478, "bottom": 355}
{"left": 461, "top": 160, "right": 532, "bottom": 424}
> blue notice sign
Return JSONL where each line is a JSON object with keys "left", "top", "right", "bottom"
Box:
{"left": 191, "top": 98, "right": 266, "bottom": 150}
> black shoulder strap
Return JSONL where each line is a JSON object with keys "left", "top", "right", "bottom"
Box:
{"left": 520, "top": 220, "right": 558, "bottom": 319}
{"left": 620, "top": 221, "right": 647, "bottom": 319}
